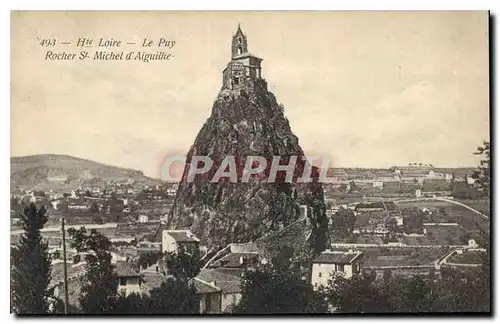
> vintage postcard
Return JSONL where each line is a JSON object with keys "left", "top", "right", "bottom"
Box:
{"left": 10, "top": 11, "right": 490, "bottom": 315}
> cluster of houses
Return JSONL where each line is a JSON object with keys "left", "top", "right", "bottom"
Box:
{"left": 49, "top": 223, "right": 367, "bottom": 313}
{"left": 327, "top": 165, "right": 475, "bottom": 191}
{"left": 10, "top": 183, "right": 179, "bottom": 227}
{"left": 108, "top": 229, "right": 367, "bottom": 314}
{"left": 48, "top": 218, "right": 486, "bottom": 314}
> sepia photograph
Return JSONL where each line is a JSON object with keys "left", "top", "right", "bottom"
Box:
{"left": 10, "top": 10, "right": 490, "bottom": 315}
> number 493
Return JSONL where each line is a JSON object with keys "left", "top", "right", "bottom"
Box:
{"left": 39, "top": 38, "right": 56, "bottom": 47}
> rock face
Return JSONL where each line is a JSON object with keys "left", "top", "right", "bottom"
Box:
{"left": 167, "top": 26, "right": 329, "bottom": 254}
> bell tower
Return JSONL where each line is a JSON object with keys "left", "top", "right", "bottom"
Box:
{"left": 232, "top": 24, "right": 248, "bottom": 58}
{"left": 220, "top": 24, "right": 266, "bottom": 96}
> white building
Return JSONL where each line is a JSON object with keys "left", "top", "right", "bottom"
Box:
{"left": 468, "top": 239, "right": 479, "bottom": 249}
{"left": 466, "top": 176, "right": 476, "bottom": 185}
{"left": 51, "top": 200, "right": 61, "bottom": 210}
{"left": 311, "top": 250, "right": 363, "bottom": 289}
{"left": 138, "top": 215, "right": 148, "bottom": 223}
{"left": 162, "top": 230, "right": 200, "bottom": 254}
{"left": 394, "top": 216, "right": 404, "bottom": 226}
{"left": 373, "top": 181, "right": 383, "bottom": 189}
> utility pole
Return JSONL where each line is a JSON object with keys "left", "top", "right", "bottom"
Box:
{"left": 61, "top": 217, "right": 69, "bottom": 314}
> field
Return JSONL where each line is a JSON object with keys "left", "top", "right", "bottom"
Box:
{"left": 400, "top": 224, "right": 468, "bottom": 246}
{"left": 396, "top": 200, "right": 453, "bottom": 208}
{"left": 448, "top": 250, "right": 486, "bottom": 264}
{"left": 331, "top": 246, "right": 449, "bottom": 268}
{"left": 396, "top": 199, "right": 490, "bottom": 233}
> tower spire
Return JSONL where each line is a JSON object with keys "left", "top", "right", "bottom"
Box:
{"left": 232, "top": 23, "right": 248, "bottom": 58}
{"left": 221, "top": 26, "right": 265, "bottom": 93}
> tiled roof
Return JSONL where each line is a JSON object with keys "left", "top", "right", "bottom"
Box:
{"left": 216, "top": 281, "right": 241, "bottom": 294}
{"left": 210, "top": 252, "right": 258, "bottom": 268}
{"left": 313, "top": 250, "right": 363, "bottom": 265}
{"left": 166, "top": 230, "right": 200, "bottom": 243}
{"left": 115, "top": 261, "right": 140, "bottom": 277}
{"left": 196, "top": 268, "right": 243, "bottom": 294}
{"left": 192, "top": 277, "right": 220, "bottom": 294}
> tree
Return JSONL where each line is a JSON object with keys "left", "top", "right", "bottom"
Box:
{"left": 114, "top": 246, "right": 201, "bottom": 314}
{"left": 386, "top": 218, "right": 400, "bottom": 233}
{"left": 164, "top": 245, "right": 202, "bottom": 282}
{"left": 348, "top": 181, "right": 357, "bottom": 193}
{"left": 73, "top": 254, "right": 81, "bottom": 264}
{"left": 147, "top": 278, "right": 199, "bottom": 314}
{"left": 113, "top": 275, "right": 200, "bottom": 316}
{"left": 268, "top": 191, "right": 297, "bottom": 230}
{"left": 92, "top": 214, "right": 103, "bottom": 224}
{"left": 137, "top": 251, "right": 163, "bottom": 270}
{"left": 89, "top": 202, "right": 99, "bottom": 213}
{"left": 403, "top": 208, "right": 423, "bottom": 234}
{"left": 322, "top": 267, "right": 489, "bottom": 313}
{"left": 68, "top": 227, "right": 118, "bottom": 314}
{"left": 451, "top": 181, "right": 481, "bottom": 200}
{"left": 10, "top": 197, "right": 21, "bottom": 210}
{"left": 435, "top": 264, "right": 490, "bottom": 312}
{"left": 331, "top": 207, "right": 356, "bottom": 237}
{"left": 11, "top": 203, "right": 53, "bottom": 314}
{"left": 472, "top": 141, "right": 490, "bottom": 198}
{"left": 114, "top": 293, "right": 150, "bottom": 314}
{"left": 324, "top": 274, "right": 388, "bottom": 313}
{"left": 234, "top": 248, "right": 327, "bottom": 314}
{"left": 381, "top": 276, "right": 436, "bottom": 312}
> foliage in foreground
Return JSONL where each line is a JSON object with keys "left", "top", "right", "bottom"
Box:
{"left": 11, "top": 203, "right": 54, "bottom": 314}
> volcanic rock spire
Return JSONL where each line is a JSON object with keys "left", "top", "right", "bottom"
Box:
{"left": 168, "top": 26, "right": 329, "bottom": 254}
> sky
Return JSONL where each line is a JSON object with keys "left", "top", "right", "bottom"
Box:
{"left": 11, "top": 11, "right": 489, "bottom": 178}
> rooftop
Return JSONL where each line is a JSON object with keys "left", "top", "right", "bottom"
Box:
{"left": 313, "top": 250, "right": 363, "bottom": 265}
{"left": 115, "top": 261, "right": 140, "bottom": 277}
{"left": 196, "top": 268, "right": 243, "bottom": 294}
{"left": 232, "top": 52, "right": 263, "bottom": 61}
{"left": 210, "top": 252, "right": 259, "bottom": 268}
{"left": 192, "top": 277, "right": 220, "bottom": 294}
{"left": 165, "top": 230, "right": 200, "bottom": 243}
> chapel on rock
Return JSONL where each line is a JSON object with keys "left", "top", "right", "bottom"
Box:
{"left": 219, "top": 25, "right": 268, "bottom": 98}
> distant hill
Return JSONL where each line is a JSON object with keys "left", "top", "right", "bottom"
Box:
{"left": 10, "top": 154, "right": 162, "bottom": 190}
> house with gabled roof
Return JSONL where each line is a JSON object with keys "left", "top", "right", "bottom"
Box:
{"left": 311, "top": 250, "right": 363, "bottom": 289}
{"left": 196, "top": 268, "right": 244, "bottom": 313}
{"left": 162, "top": 229, "right": 200, "bottom": 254}
{"left": 116, "top": 261, "right": 142, "bottom": 296}
{"left": 191, "top": 277, "right": 222, "bottom": 314}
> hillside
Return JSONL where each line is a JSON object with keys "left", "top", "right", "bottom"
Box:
{"left": 168, "top": 78, "right": 329, "bottom": 254}
{"left": 10, "top": 154, "right": 161, "bottom": 189}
